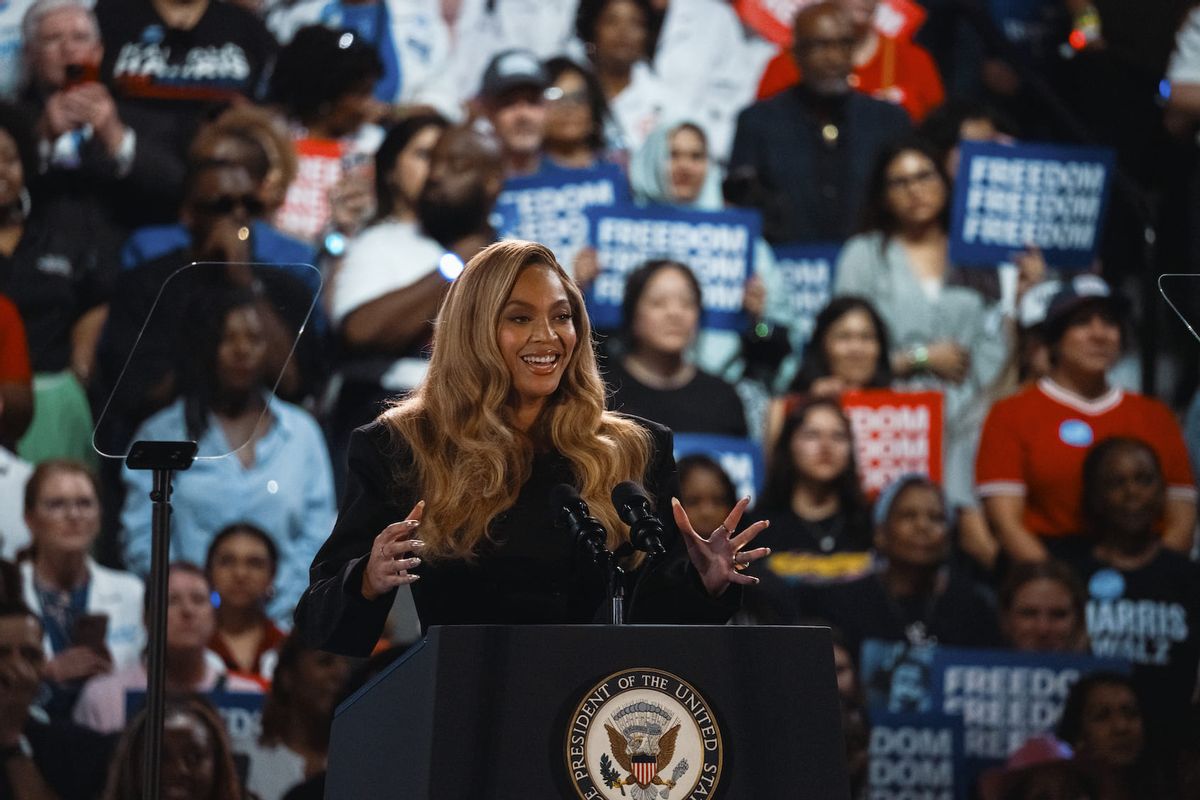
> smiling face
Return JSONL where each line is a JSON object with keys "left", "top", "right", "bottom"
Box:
{"left": 1091, "top": 444, "right": 1164, "bottom": 546}
{"left": 1003, "top": 578, "right": 1081, "bottom": 652}
{"left": 497, "top": 263, "right": 578, "bottom": 426}
{"left": 631, "top": 266, "right": 700, "bottom": 358}
{"left": 824, "top": 308, "right": 881, "bottom": 388}
{"left": 668, "top": 126, "right": 708, "bottom": 205}
{"left": 26, "top": 469, "right": 101, "bottom": 559}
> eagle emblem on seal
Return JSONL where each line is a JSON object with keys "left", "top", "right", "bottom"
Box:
{"left": 600, "top": 701, "right": 690, "bottom": 799}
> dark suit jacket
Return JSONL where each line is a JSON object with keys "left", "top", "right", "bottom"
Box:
{"left": 729, "top": 87, "right": 911, "bottom": 243}
{"left": 294, "top": 416, "right": 739, "bottom": 656}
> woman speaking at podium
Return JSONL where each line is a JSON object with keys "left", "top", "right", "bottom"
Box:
{"left": 295, "top": 241, "right": 769, "bottom": 656}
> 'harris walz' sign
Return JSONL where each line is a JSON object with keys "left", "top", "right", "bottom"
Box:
{"left": 494, "top": 164, "right": 629, "bottom": 276}
{"left": 949, "top": 141, "right": 1115, "bottom": 270}
{"left": 585, "top": 205, "right": 760, "bottom": 331}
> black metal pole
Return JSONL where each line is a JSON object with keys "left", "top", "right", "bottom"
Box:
{"left": 143, "top": 467, "right": 173, "bottom": 800}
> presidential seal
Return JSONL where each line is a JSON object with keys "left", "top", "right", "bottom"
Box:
{"left": 566, "top": 668, "right": 723, "bottom": 800}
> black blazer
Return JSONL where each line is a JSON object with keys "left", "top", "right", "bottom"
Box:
{"left": 294, "top": 415, "right": 738, "bottom": 656}
{"left": 729, "top": 87, "right": 911, "bottom": 243}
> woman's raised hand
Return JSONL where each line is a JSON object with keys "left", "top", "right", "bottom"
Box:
{"left": 361, "top": 501, "right": 425, "bottom": 600}
{"left": 671, "top": 496, "right": 770, "bottom": 597}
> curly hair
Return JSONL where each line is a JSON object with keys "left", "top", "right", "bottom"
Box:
{"left": 379, "top": 240, "right": 653, "bottom": 560}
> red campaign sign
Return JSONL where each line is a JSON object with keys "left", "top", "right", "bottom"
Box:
{"left": 735, "top": 0, "right": 926, "bottom": 46}
{"left": 840, "top": 389, "right": 943, "bottom": 498}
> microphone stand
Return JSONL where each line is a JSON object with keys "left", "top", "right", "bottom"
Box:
{"left": 125, "top": 440, "right": 198, "bottom": 800}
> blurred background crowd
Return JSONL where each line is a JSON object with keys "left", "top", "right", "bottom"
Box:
{"left": 1, "top": 0, "right": 1200, "bottom": 797}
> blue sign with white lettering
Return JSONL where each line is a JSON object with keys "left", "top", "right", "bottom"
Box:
{"left": 949, "top": 141, "right": 1115, "bottom": 270}
{"left": 494, "top": 164, "right": 629, "bottom": 276}
{"left": 868, "top": 710, "right": 965, "bottom": 800}
{"left": 771, "top": 242, "right": 842, "bottom": 349}
{"left": 673, "top": 433, "right": 764, "bottom": 503}
{"left": 585, "top": 205, "right": 760, "bottom": 331}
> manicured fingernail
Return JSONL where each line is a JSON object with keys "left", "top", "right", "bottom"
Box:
{"left": 752, "top": 577, "right": 761, "bottom": 584}
{"left": 411, "top": 540, "right": 425, "bottom": 548}
{"left": 409, "top": 574, "right": 421, "bottom": 582}
{"left": 410, "top": 557, "right": 421, "bottom": 566}
{"left": 408, "top": 520, "right": 420, "bottom": 527}
{"left": 671, "top": 497, "right": 680, "bottom": 508}
{"left": 417, "top": 500, "right": 425, "bottom": 508}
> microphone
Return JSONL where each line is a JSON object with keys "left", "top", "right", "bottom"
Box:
{"left": 611, "top": 482, "right": 667, "bottom": 558}
{"left": 549, "top": 484, "right": 610, "bottom": 567}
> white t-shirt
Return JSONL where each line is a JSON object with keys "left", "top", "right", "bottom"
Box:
{"left": 245, "top": 742, "right": 308, "bottom": 800}
{"left": 330, "top": 219, "right": 444, "bottom": 326}
{"left": 608, "top": 61, "right": 680, "bottom": 154}
{"left": 1169, "top": 7, "right": 1200, "bottom": 85}
{"left": 0, "top": 447, "right": 32, "bottom": 559}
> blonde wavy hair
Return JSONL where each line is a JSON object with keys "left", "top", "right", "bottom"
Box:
{"left": 379, "top": 240, "right": 653, "bottom": 560}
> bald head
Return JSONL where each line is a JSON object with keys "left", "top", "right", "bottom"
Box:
{"left": 792, "top": 2, "right": 855, "bottom": 96}
{"left": 417, "top": 126, "right": 504, "bottom": 245}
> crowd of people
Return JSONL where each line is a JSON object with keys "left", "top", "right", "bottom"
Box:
{"left": 1, "top": 0, "right": 1199, "bottom": 797}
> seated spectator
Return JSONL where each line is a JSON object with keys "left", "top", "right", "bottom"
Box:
{"left": 751, "top": 398, "right": 873, "bottom": 584}
{"left": 574, "top": 0, "right": 676, "bottom": 153}
{"left": 1055, "top": 672, "right": 1175, "bottom": 800}
{"left": 478, "top": 50, "right": 548, "bottom": 178}
{"left": 269, "top": 25, "right": 383, "bottom": 245}
{"left": 792, "top": 474, "right": 1002, "bottom": 657}
{"left": 73, "top": 562, "right": 260, "bottom": 734}
{"left": 205, "top": 523, "right": 285, "bottom": 682}
{"left": 756, "top": 0, "right": 945, "bottom": 122}
{"left": 18, "top": 460, "right": 143, "bottom": 716}
{"left": 676, "top": 454, "right": 738, "bottom": 546}
{"left": 998, "top": 559, "right": 1088, "bottom": 653}
{"left": 1077, "top": 437, "right": 1200, "bottom": 751}
{"left": 765, "top": 295, "right": 893, "bottom": 449}
{"left": 835, "top": 136, "right": 1017, "bottom": 568}
{"left": 329, "top": 120, "right": 503, "bottom": 472}
{"left": 121, "top": 107, "right": 315, "bottom": 277}
{"left": 626, "top": 118, "right": 787, "bottom": 386}
{"left": 0, "top": 598, "right": 115, "bottom": 800}
{"left": 542, "top": 57, "right": 616, "bottom": 170}
{"left": 93, "top": 0, "right": 278, "bottom": 227}
{"left": 102, "top": 695, "right": 242, "bottom": 800}
{"left": 729, "top": 2, "right": 910, "bottom": 243}
{"left": 0, "top": 102, "right": 119, "bottom": 465}
{"left": 977, "top": 277, "right": 1196, "bottom": 563}
{"left": 244, "top": 635, "right": 350, "bottom": 800}
{"left": 96, "top": 157, "right": 327, "bottom": 454}
{"left": 0, "top": 293, "right": 32, "bottom": 451}
{"left": 603, "top": 259, "right": 748, "bottom": 437}
{"left": 121, "top": 289, "right": 335, "bottom": 622}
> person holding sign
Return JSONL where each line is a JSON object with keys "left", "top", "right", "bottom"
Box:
{"left": 295, "top": 241, "right": 769, "bottom": 656}
{"left": 628, "top": 118, "right": 787, "bottom": 384}
{"left": 976, "top": 278, "right": 1196, "bottom": 564}
{"left": 835, "top": 136, "right": 1014, "bottom": 568}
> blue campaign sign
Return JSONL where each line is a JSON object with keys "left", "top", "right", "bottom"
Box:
{"left": 929, "top": 645, "right": 1128, "bottom": 784}
{"left": 585, "top": 205, "right": 761, "bottom": 331}
{"left": 868, "top": 710, "right": 966, "bottom": 800}
{"left": 673, "top": 433, "right": 764, "bottom": 503}
{"left": 949, "top": 141, "right": 1115, "bottom": 270}
{"left": 493, "top": 164, "right": 629, "bottom": 274}
{"left": 771, "top": 242, "right": 841, "bottom": 349}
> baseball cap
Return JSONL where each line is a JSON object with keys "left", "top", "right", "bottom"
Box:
{"left": 1019, "top": 274, "right": 1124, "bottom": 332}
{"left": 480, "top": 50, "right": 548, "bottom": 101}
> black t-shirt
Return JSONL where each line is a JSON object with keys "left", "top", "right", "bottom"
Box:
{"left": 0, "top": 198, "right": 119, "bottom": 373}
{"left": 791, "top": 570, "right": 1003, "bottom": 658}
{"left": 1079, "top": 548, "right": 1200, "bottom": 744}
{"left": 604, "top": 358, "right": 748, "bottom": 438}
{"left": 97, "top": 0, "right": 276, "bottom": 107}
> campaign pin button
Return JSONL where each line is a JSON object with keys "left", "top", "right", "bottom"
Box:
{"left": 1088, "top": 568, "right": 1125, "bottom": 600}
{"left": 1059, "top": 419, "right": 1094, "bottom": 448}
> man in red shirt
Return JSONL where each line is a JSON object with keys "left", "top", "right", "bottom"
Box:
{"left": 756, "top": 0, "right": 945, "bottom": 121}
{"left": 976, "top": 277, "right": 1196, "bottom": 564}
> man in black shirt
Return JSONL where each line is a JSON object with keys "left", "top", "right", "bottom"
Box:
{"left": 728, "top": 2, "right": 910, "bottom": 243}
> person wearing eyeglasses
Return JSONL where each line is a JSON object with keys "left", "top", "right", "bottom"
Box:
{"left": 542, "top": 57, "right": 616, "bottom": 171}
{"left": 16, "top": 459, "right": 144, "bottom": 718}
